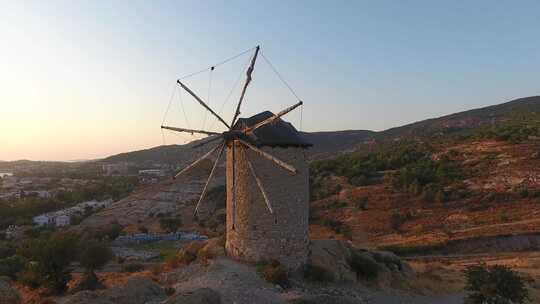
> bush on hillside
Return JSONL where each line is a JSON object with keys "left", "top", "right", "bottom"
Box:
{"left": 303, "top": 264, "right": 334, "bottom": 283}
{"left": 347, "top": 252, "right": 379, "bottom": 280}
{"left": 77, "top": 239, "right": 113, "bottom": 290}
{"left": 121, "top": 263, "right": 145, "bottom": 273}
{"left": 256, "top": 260, "right": 289, "bottom": 287}
{"left": 464, "top": 264, "right": 529, "bottom": 304}
{"left": 17, "top": 232, "right": 79, "bottom": 293}
{"left": 0, "top": 255, "right": 25, "bottom": 279}
{"left": 159, "top": 217, "right": 183, "bottom": 233}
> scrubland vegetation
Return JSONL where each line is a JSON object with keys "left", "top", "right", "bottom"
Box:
{"left": 0, "top": 176, "right": 138, "bottom": 229}
{"left": 464, "top": 264, "right": 529, "bottom": 304}
{"left": 0, "top": 226, "right": 119, "bottom": 294}
{"left": 311, "top": 143, "right": 464, "bottom": 204}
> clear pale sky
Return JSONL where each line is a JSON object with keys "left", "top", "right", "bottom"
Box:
{"left": 2, "top": 1, "right": 540, "bottom": 161}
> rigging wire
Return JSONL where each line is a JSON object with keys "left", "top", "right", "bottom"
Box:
{"left": 300, "top": 103, "right": 303, "bottom": 132}
{"left": 161, "top": 80, "right": 177, "bottom": 126}
{"left": 207, "top": 54, "right": 252, "bottom": 131}
{"left": 201, "top": 67, "right": 214, "bottom": 131}
{"left": 177, "top": 85, "right": 191, "bottom": 130}
{"left": 177, "top": 46, "right": 256, "bottom": 80}
{"left": 260, "top": 51, "right": 302, "bottom": 102}
{"left": 161, "top": 128, "right": 166, "bottom": 146}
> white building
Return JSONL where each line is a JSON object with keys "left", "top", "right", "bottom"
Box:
{"left": 33, "top": 215, "right": 51, "bottom": 226}
{"left": 54, "top": 215, "right": 70, "bottom": 227}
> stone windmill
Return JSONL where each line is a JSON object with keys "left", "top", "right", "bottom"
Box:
{"left": 161, "top": 46, "right": 311, "bottom": 269}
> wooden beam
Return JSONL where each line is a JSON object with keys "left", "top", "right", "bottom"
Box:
{"left": 243, "top": 101, "right": 303, "bottom": 133}
{"left": 231, "top": 45, "right": 260, "bottom": 127}
{"left": 245, "top": 153, "right": 274, "bottom": 214}
{"left": 237, "top": 139, "right": 297, "bottom": 175}
{"left": 191, "top": 135, "right": 223, "bottom": 149}
{"left": 177, "top": 80, "right": 231, "bottom": 129}
{"left": 161, "top": 125, "right": 221, "bottom": 137}
{"left": 194, "top": 143, "right": 225, "bottom": 215}
{"left": 174, "top": 142, "right": 222, "bottom": 179}
{"left": 231, "top": 142, "right": 236, "bottom": 229}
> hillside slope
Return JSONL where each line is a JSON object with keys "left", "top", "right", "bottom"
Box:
{"left": 103, "top": 130, "right": 375, "bottom": 164}
{"left": 378, "top": 96, "right": 540, "bottom": 140}
{"left": 102, "top": 96, "right": 540, "bottom": 165}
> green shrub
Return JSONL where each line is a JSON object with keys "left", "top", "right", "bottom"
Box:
{"left": 519, "top": 188, "right": 529, "bottom": 198}
{"left": 17, "top": 232, "right": 79, "bottom": 293}
{"left": 176, "top": 250, "right": 197, "bottom": 265}
{"left": 321, "top": 218, "right": 343, "bottom": 233}
{"left": 159, "top": 218, "right": 183, "bottom": 233}
{"left": 0, "top": 255, "right": 25, "bottom": 279}
{"left": 464, "top": 264, "right": 529, "bottom": 304}
{"left": 0, "top": 242, "right": 16, "bottom": 259}
{"left": 347, "top": 252, "right": 379, "bottom": 280}
{"left": 303, "top": 264, "right": 334, "bottom": 283}
{"left": 121, "top": 263, "right": 145, "bottom": 273}
{"left": 17, "top": 264, "right": 42, "bottom": 289}
{"left": 390, "top": 211, "right": 407, "bottom": 231}
{"left": 79, "top": 240, "right": 113, "bottom": 274}
{"left": 353, "top": 196, "right": 369, "bottom": 210}
{"left": 256, "top": 260, "right": 289, "bottom": 287}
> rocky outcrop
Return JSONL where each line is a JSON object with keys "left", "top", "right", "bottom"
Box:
{"left": 308, "top": 240, "right": 414, "bottom": 285}
{"left": 289, "top": 295, "right": 359, "bottom": 304}
{"left": 63, "top": 277, "right": 166, "bottom": 304}
{"left": 308, "top": 239, "right": 356, "bottom": 282}
{"left": 0, "top": 277, "right": 21, "bottom": 304}
{"left": 165, "top": 288, "right": 221, "bottom": 304}
{"left": 101, "top": 277, "right": 166, "bottom": 304}
{"left": 62, "top": 291, "right": 114, "bottom": 304}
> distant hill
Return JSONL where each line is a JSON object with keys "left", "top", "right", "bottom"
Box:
{"left": 101, "top": 96, "right": 540, "bottom": 165}
{"left": 102, "top": 130, "right": 376, "bottom": 164}
{"left": 377, "top": 96, "right": 540, "bottom": 141}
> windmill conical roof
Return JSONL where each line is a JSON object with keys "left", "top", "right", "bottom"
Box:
{"left": 233, "top": 111, "right": 312, "bottom": 147}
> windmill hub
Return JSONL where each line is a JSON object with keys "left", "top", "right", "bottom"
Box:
{"left": 221, "top": 130, "right": 248, "bottom": 142}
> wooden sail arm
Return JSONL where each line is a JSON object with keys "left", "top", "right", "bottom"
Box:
{"left": 237, "top": 139, "right": 297, "bottom": 175}
{"left": 243, "top": 101, "right": 303, "bottom": 134}
{"left": 174, "top": 142, "right": 222, "bottom": 179}
{"left": 194, "top": 143, "right": 226, "bottom": 215}
{"left": 161, "top": 125, "right": 221, "bottom": 137}
{"left": 177, "top": 79, "right": 231, "bottom": 129}
{"left": 191, "top": 135, "right": 223, "bottom": 149}
{"left": 245, "top": 153, "right": 274, "bottom": 214}
{"left": 231, "top": 45, "right": 260, "bottom": 127}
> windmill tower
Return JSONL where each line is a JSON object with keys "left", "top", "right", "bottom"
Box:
{"left": 161, "top": 46, "right": 311, "bottom": 269}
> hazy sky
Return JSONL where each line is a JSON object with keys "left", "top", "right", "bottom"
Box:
{"left": 2, "top": 1, "right": 540, "bottom": 161}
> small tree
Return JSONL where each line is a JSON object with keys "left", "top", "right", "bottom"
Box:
{"left": 17, "top": 233, "right": 79, "bottom": 293}
{"left": 464, "top": 264, "right": 529, "bottom": 304}
{"left": 159, "top": 217, "right": 183, "bottom": 233}
{"left": 77, "top": 239, "right": 113, "bottom": 290}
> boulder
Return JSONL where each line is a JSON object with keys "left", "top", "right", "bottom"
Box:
{"left": 101, "top": 277, "right": 166, "bottom": 304}
{"left": 308, "top": 240, "right": 356, "bottom": 282}
{"left": 289, "top": 295, "right": 359, "bottom": 304}
{"left": 165, "top": 288, "right": 221, "bottom": 304}
{"left": 371, "top": 250, "right": 414, "bottom": 277}
{"left": 62, "top": 291, "right": 114, "bottom": 304}
{"left": 308, "top": 240, "right": 414, "bottom": 285}
{"left": 0, "top": 277, "right": 21, "bottom": 304}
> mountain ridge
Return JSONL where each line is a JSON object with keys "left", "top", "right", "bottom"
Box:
{"left": 102, "top": 96, "right": 540, "bottom": 164}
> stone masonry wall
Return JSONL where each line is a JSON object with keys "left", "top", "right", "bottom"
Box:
{"left": 225, "top": 142, "right": 310, "bottom": 270}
